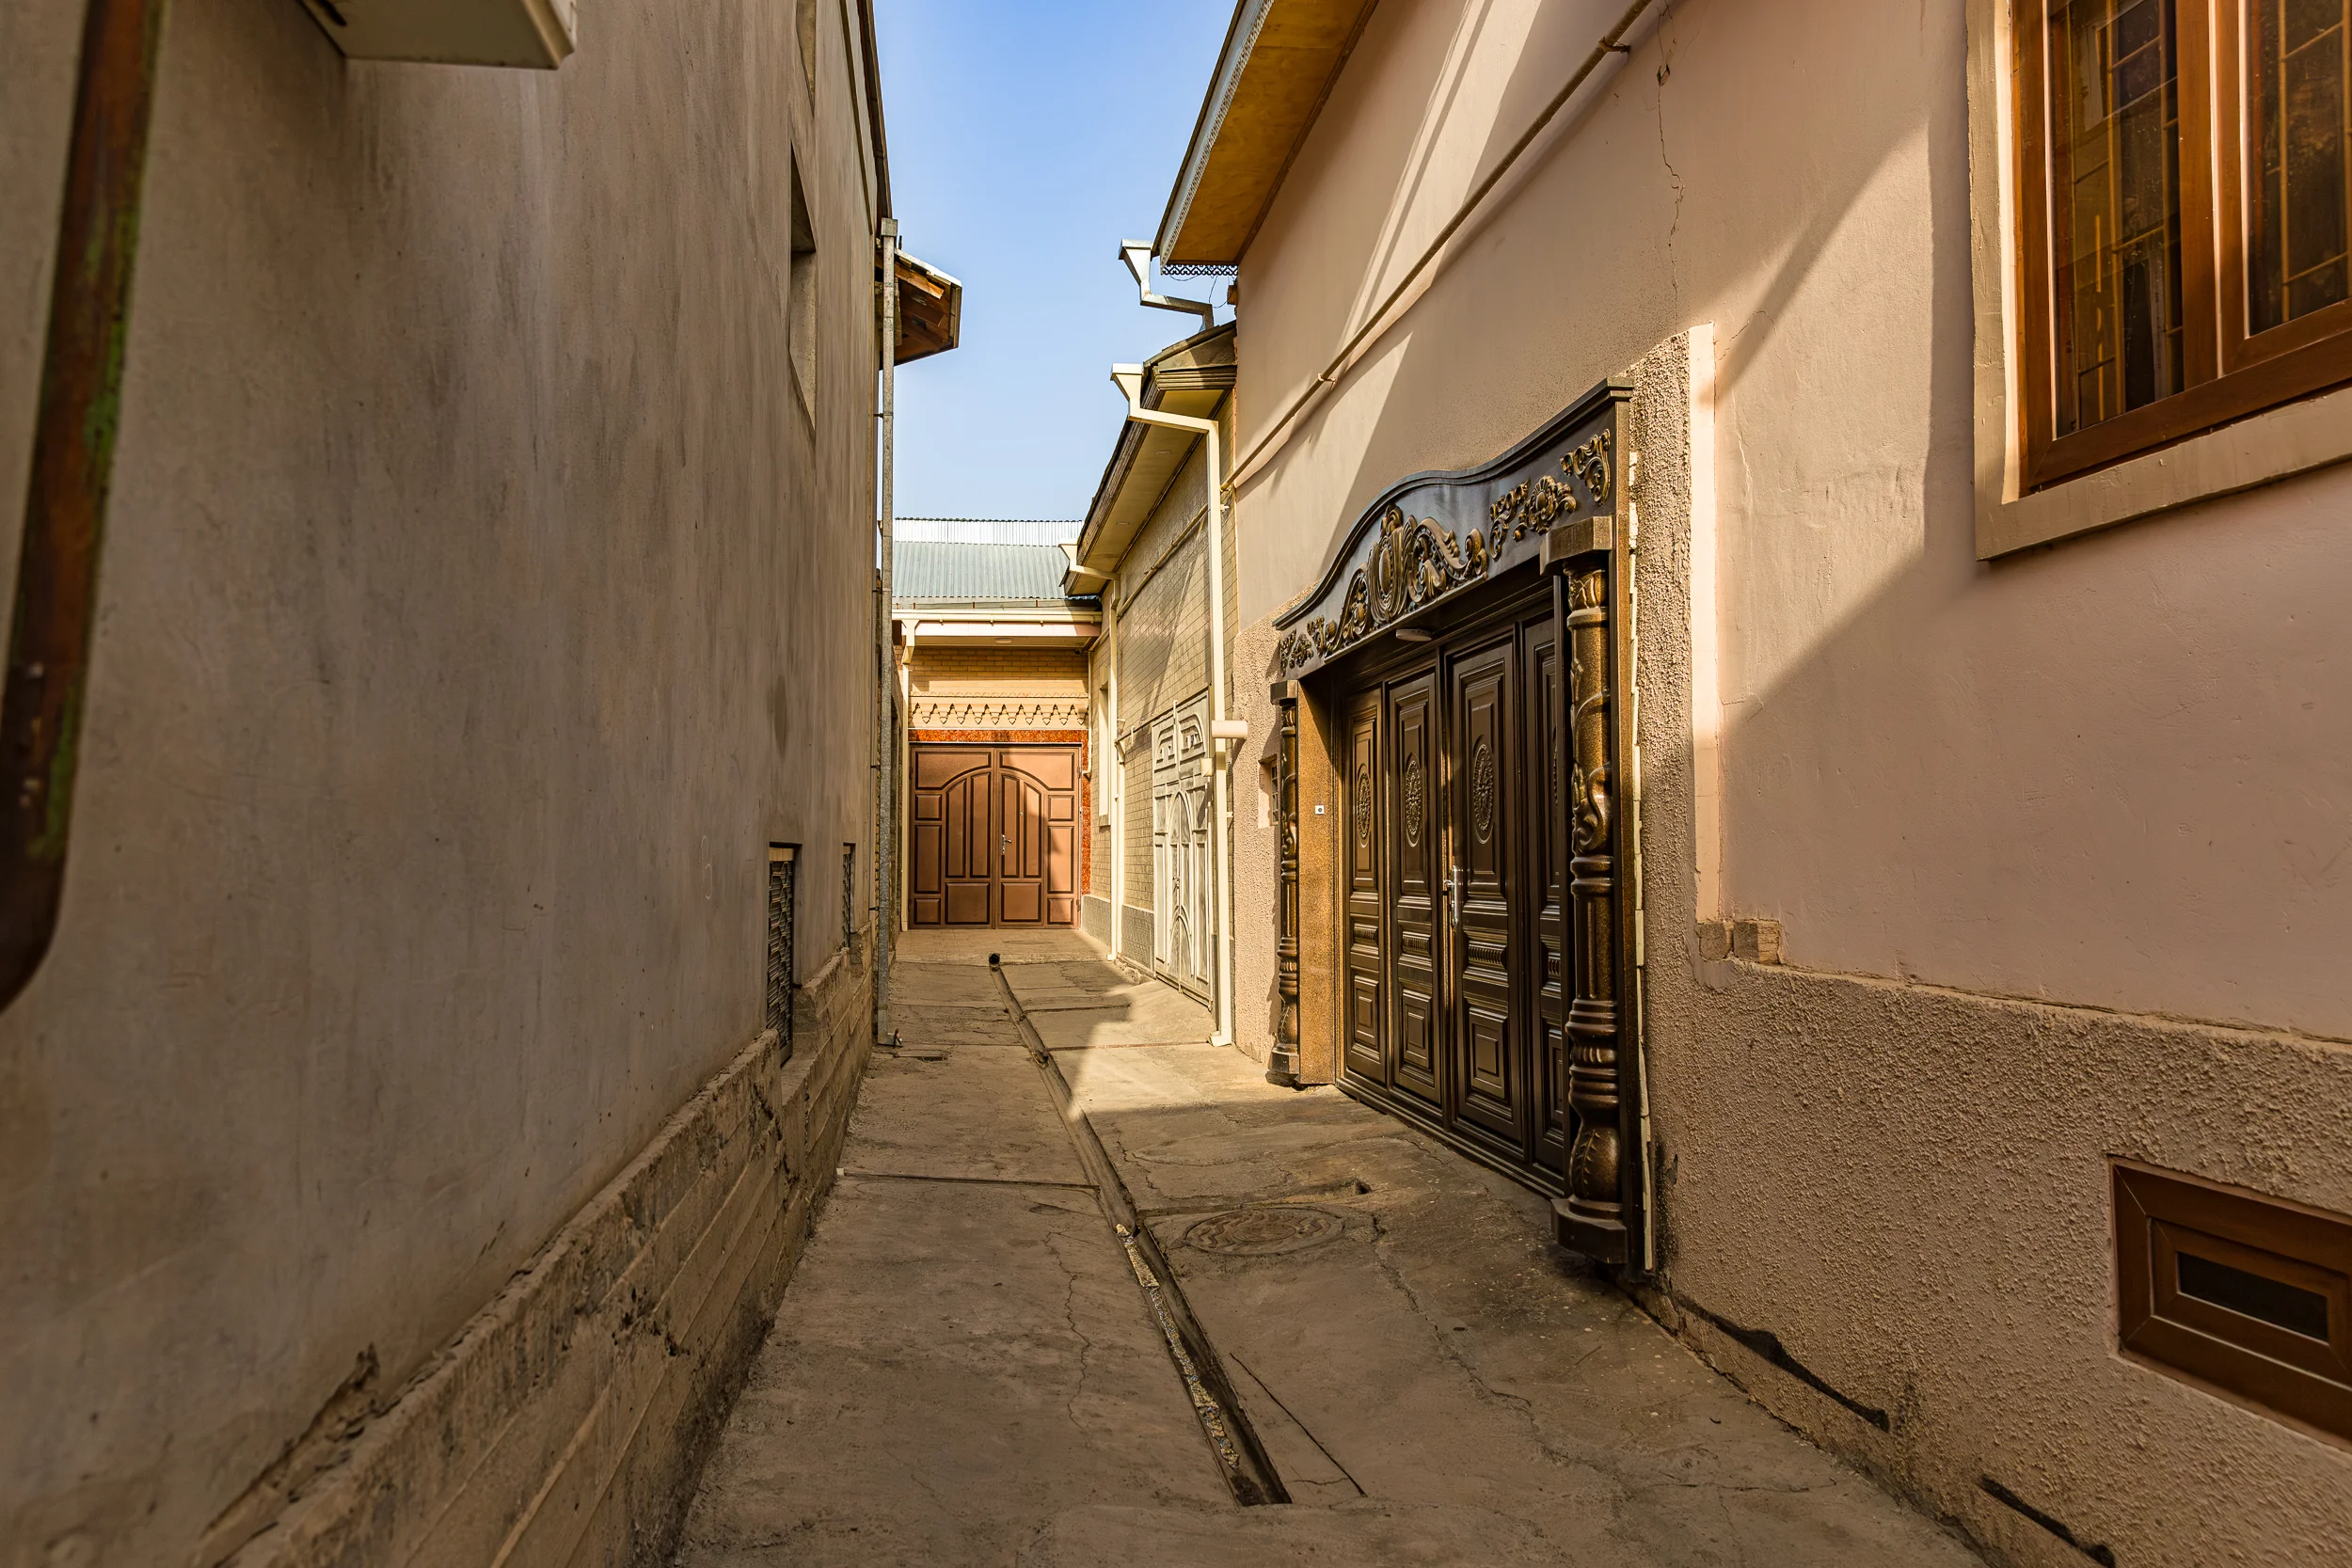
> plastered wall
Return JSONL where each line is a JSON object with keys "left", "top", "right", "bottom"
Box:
{"left": 1232, "top": 0, "right": 2352, "bottom": 1040}
{"left": 1225, "top": 0, "right": 2352, "bottom": 1560}
{"left": 0, "top": 0, "right": 883, "bottom": 1560}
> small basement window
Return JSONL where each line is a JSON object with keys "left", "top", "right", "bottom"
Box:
{"left": 2115, "top": 1162, "right": 2352, "bottom": 1444}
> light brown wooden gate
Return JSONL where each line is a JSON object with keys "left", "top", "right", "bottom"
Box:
{"left": 907, "top": 745, "right": 1081, "bottom": 927}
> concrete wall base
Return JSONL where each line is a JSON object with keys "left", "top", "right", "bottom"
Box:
{"left": 213, "top": 941, "right": 874, "bottom": 1568}
{"left": 1118, "top": 905, "right": 1154, "bottom": 968}
{"left": 1077, "top": 895, "right": 1111, "bottom": 946}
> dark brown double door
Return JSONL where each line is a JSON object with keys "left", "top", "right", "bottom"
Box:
{"left": 908, "top": 745, "right": 1081, "bottom": 927}
{"left": 1337, "top": 592, "right": 1568, "bottom": 1190}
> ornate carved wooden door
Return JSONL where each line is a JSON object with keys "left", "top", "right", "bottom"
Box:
{"left": 909, "top": 744, "right": 1080, "bottom": 928}
{"left": 1267, "top": 378, "right": 1640, "bottom": 1259}
{"left": 1317, "top": 597, "right": 1555, "bottom": 1187}
{"left": 1446, "top": 635, "right": 1521, "bottom": 1148}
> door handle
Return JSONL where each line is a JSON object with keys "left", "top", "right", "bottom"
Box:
{"left": 1447, "top": 867, "right": 1463, "bottom": 927}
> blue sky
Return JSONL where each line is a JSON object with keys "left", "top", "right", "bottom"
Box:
{"left": 874, "top": 1, "right": 1235, "bottom": 523}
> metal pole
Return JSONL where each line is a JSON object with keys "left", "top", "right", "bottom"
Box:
{"left": 0, "top": 0, "right": 170, "bottom": 1012}
{"left": 873, "top": 218, "right": 899, "bottom": 1044}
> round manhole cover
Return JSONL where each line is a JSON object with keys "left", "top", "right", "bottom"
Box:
{"left": 1184, "top": 1206, "right": 1346, "bottom": 1258}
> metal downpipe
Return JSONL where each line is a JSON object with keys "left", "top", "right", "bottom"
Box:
{"left": 0, "top": 0, "right": 170, "bottom": 1011}
{"left": 873, "top": 218, "right": 900, "bottom": 1044}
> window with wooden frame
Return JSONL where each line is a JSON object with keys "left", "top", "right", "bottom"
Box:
{"left": 2014, "top": 0, "right": 2352, "bottom": 491}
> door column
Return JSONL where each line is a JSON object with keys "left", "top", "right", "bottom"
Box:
{"left": 1267, "top": 680, "right": 1301, "bottom": 1086}
{"left": 1544, "top": 515, "right": 1642, "bottom": 1266}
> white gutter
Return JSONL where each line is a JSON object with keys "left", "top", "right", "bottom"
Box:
{"left": 1111, "top": 248, "right": 1239, "bottom": 1046}
{"left": 897, "top": 620, "right": 915, "bottom": 935}
{"left": 873, "top": 217, "right": 899, "bottom": 1043}
{"left": 1111, "top": 361, "right": 1242, "bottom": 1049}
{"left": 1104, "top": 587, "right": 1123, "bottom": 960}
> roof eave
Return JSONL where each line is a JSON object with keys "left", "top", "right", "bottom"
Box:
{"left": 1154, "top": 0, "right": 1382, "bottom": 268}
{"left": 1072, "top": 324, "right": 1237, "bottom": 580}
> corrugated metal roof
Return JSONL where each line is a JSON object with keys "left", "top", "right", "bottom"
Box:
{"left": 893, "top": 540, "right": 1078, "bottom": 601}
{"left": 896, "top": 517, "right": 1082, "bottom": 545}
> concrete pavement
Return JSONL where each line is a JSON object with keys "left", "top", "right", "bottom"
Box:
{"left": 674, "top": 930, "right": 1981, "bottom": 1566}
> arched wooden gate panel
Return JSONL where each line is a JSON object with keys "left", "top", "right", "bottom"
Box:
{"left": 908, "top": 743, "right": 1081, "bottom": 927}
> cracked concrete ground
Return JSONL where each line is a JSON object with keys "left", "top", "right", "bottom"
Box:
{"left": 675, "top": 930, "right": 1981, "bottom": 1566}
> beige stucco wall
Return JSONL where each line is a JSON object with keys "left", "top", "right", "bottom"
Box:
{"left": 1234, "top": 0, "right": 2352, "bottom": 1039}
{"left": 0, "top": 0, "right": 884, "bottom": 1560}
{"left": 1224, "top": 0, "right": 2352, "bottom": 1560}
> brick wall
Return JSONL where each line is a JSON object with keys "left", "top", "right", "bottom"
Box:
{"left": 908, "top": 646, "right": 1088, "bottom": 696}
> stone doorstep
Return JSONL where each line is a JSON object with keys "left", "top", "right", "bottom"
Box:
{"left": 215, "top": 953, "right": 874, "bottom": 1568}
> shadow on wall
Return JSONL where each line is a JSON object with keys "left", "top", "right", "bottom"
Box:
{"left": 1250, "top": 0, "right": 2352, "bottom": 1041}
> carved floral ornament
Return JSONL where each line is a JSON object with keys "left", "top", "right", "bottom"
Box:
{"left": 1488, "top": 431, "right": 1612, "bottom": 542}
{"left": 1470, "top": 740, "right": 1496, "bottom": 844}
{"left": 1272, "top": 412, "right": 1615, "bottom": 678}
{"left": 1275, "top": 506, "right": 1490, "bottom": 674}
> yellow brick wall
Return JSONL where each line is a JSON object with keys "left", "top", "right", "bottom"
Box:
{"left": 908, "top": 646, "right": 1089, "bottom": 698}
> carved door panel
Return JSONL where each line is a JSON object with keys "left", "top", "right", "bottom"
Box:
{"left": 1151, "top": 713, "right": 1178, "bottom": 972}
{"left": 1183, "top": 782, "right": 1215, "bottom": 997}
{"left": 1447, "top": 637, "right": 1521, "bottom": 1148}
{"left": 996, "top": 768, "right": 1045, "bottom": 924}
{"left": 1343, "top": 694, "right": 1386, "bottom": 1085}
{"left": 995, "top": 748, "right": 1078, "bottom": 925}
{"left": 1524, "top": 610, "right": 1571, "bottom": 1174}
{"left": 1174, "top": 696, "right": 1213, "bottom": 1001}
{"left": 1387, "top": 671, "right": 1442, "bottom": 1108}
{"left": 908, "top": 747, "right": 993, "bottom": 927}
{"left": 1151, "top": 700, "right": 1214, "bottom": 1000}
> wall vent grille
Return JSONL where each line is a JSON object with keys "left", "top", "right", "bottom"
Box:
{"left": 841, "top": 843, "right": 857, "bottom": 950}
{"left": 2116, "top": 1162, "right": 2352, "bottom": 1445}
{"left": 767, "top": 846, "right": 797, "bottom": 1058}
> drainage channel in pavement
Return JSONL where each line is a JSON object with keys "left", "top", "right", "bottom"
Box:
{"left": 988, "top": 958, "right": 1291, "bottom": 1510}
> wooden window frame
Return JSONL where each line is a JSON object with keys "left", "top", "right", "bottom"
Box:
{"left": 2013, "top": 0, "right": 2352, "bottom": 493}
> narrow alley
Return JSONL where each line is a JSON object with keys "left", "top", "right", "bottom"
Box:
{"left": 675, "top": 934, "right": 1979, "bottom": 1567}
{"left": 13, "top": 0, "right": 2352, "bottom": 1563}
